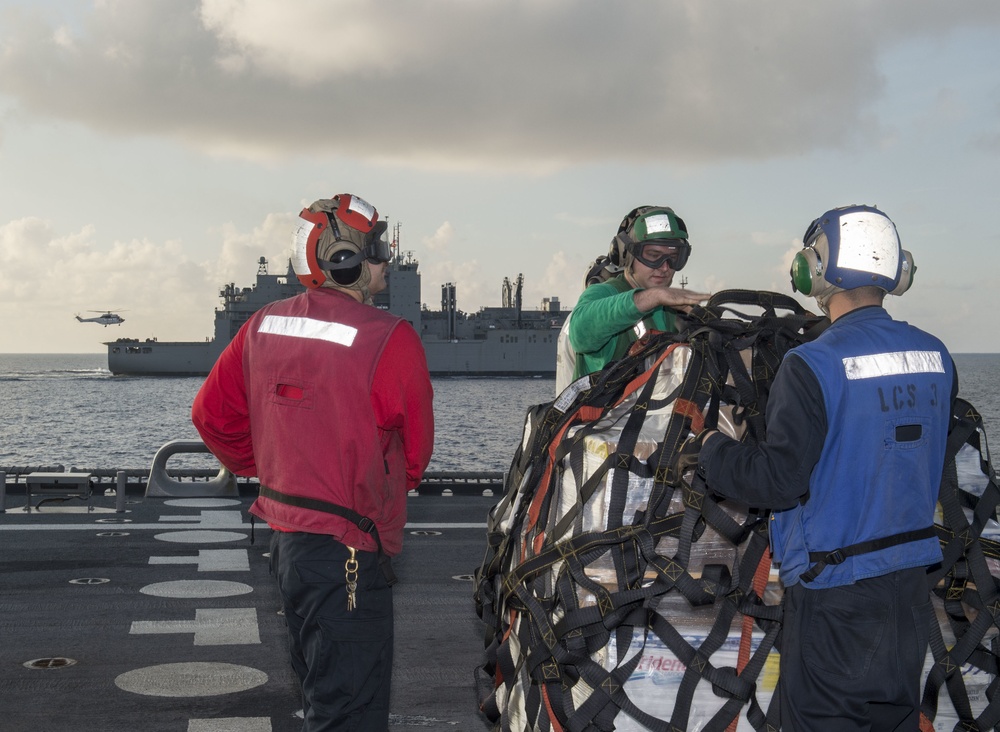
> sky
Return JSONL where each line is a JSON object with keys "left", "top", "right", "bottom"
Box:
{"left": 1, "top": 0, "right": 999, "bottom": 354}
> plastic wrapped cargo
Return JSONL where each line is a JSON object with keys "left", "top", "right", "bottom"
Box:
{"left": 475, "top": 291, "right": 1000, "bottom": 731}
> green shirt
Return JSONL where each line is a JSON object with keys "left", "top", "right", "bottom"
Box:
{"left": 567, "top": 275, "right": 678, "bottom": 380}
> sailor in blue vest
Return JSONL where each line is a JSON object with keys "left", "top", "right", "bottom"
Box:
{"left": 694, "top": 205, "right": 957, "bottom": 731}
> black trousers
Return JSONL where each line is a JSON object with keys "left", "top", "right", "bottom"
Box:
{"left": 779, "top": 566, "right": 931, "bottom": 732}
{"left": 270, "top": 531, "right": 394, "bottom": 732}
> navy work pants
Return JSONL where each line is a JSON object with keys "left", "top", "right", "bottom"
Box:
{"left": 270, "top": 531, "right": 394, "bottom": 732}
{"left": 778, "top": 566, "right": 931, "bottom": 732}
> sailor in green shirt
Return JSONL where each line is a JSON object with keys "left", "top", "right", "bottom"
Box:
{"left": 568, "top": 206, "right": 710, "bottom": 381}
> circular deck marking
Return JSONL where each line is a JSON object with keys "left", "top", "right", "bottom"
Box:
{"left": 69, "top": 577, "right": 110, "bottom": 585}
{"left": 153, "top": 530, "right": 248, "bottom": 544}
{"left": 410, "top": 530, "right": 442, "bottom": 536}
{"left": 140, "top": 580, "right": 253, "bottom": 599}
{"left": 164, "top": 498, "right": 242, "bottom": 508}
{"left": 115, "top": 662, "right": 267, "bottom": 697}
{"left": 24, "top": 657, "right": 78, "bottom": 669}
{"left": 452, "top": 574, "right": 475, "bottom": 581}
{"left": 96, "top": 531, "right": 130, "bottom": 537}
{"left": 96, "top": 518, "right": 132, "bottom": 523}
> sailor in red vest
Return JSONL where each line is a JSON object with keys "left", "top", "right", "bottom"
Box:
{"left": 192, "top": 193, "right": 434, "bottom": 731}
{"left": 689, "top": 205, "right": 957, "bottom": 731}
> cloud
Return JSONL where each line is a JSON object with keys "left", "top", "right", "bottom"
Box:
{"left": 420, "top": 221, "right": 454, "bottom": 253}
{"left": 419, "top": 257, "right": 484, "bottom": 312}
{"left": 0, "top": 214, "right": 294, "bottom": 352}
{"left": 211, "top": 211, "right": 297, "bottom": 282}
{"left": 3, "top": 0, "right": 998, "bottom": 170}
{"left": 780, "top": 239, "right": 803, "bottom": 278}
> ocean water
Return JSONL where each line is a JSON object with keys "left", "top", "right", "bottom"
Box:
{"left": 0, "top": 354, "right": 556, "bottom": 472}
{"left": 0, "top": 353, "right": 996, "bottom": 473}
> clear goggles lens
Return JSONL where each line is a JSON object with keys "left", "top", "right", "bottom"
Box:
{"left": 633, "top": 244, "right": 684, "bottom": 270}
{"left": 364, "top": 222, "right": 390, "bottom": 263}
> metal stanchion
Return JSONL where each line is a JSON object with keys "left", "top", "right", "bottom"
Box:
{"left": 116, "top": 471, "right": 127, "bottom": 513}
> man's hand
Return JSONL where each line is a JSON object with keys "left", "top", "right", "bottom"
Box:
{"left": 634, "top": 287, "right": 711, "bottom": 313}
{"left": 673, "top": 429, "right": 717, "bottom": 482}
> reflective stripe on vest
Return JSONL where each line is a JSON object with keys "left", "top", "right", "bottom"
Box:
{"left": 842, "top": 350, "right": 945, "bottom": 380}
{"left": 258, "top": 314, "right": 358, "bottom": 347}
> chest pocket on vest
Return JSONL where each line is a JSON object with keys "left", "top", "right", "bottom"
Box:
{"left": 269, "top": 376, "right": 315, "bottom": 410}
{"left": 884, "top": 416, "right": 928, "bottom": 450}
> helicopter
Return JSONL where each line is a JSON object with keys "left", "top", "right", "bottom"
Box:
{"left": 75, "top": 310, "right": 126, "bottom": 326}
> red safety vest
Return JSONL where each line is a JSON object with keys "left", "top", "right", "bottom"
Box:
{"left": 245, "top": 288, "right": 409, "bottom": 554}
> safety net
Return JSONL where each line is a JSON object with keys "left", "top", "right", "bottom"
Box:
{"left": 473, "top": 289, "right": 1000, "bottom": 732}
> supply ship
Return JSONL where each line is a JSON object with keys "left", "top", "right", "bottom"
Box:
{"left": 106, "top": 243, "right": 566, "bottom": 377}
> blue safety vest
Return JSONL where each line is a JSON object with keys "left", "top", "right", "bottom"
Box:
{"left": 770, "top": 307, "right": 951, "bottom": 588}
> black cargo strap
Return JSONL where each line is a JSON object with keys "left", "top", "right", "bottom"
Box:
{"left": 474, "top": 290, "right": 826, "bottom": 732}
{"left": 800, "top": 525, "right": 937, "bottom": 584}
{"left": 259, "top": 484, "right": 397, "bottom": 586}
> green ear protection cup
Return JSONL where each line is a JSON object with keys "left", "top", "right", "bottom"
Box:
{"left": 790, "top": 249, "right": 817, "bottom": 295}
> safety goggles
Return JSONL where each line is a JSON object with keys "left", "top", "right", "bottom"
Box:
{"left": 631, "top": 242, "right": 690, "bottom": 271}
{"left": 360, "top": 221, "right": 390, "bottom": 263}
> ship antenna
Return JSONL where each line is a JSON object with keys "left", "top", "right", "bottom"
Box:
{"left": 391, "top": 221, "right": 401, "bottom": 263}
{"left": 258, "top": 256, "right": 268, "bottom": 275}
{"left": 680, "top": 275, "right": 688, "bottom": 290}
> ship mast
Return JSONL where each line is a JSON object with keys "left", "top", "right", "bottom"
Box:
{"left": 391, "top": 221, "right": 401, "bottom": 263}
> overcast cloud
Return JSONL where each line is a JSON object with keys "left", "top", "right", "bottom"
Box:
{"left": 3, "top": 1, "right": 997, "bottom": 168}
{"left": 1, "top": 0, "right": 999, "bottom": 356}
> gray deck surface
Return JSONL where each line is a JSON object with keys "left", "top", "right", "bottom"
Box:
{"left": 0, "top": 490, "right": 496, "bottom": 731}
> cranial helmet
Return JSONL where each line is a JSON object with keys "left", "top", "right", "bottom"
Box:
{"left": 790, "top": 204, "right": 915, "bottom": 311}
{"left": 608, "top": 205, "right": 691, "bottom": 275}
{"left": 291, "top": 194, "right": 390, "bottom": 294}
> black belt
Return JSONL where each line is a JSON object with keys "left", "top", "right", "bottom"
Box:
{"left": 259, "top": 484, "right": 397, "bottom": 585}
{"left": 800, "top": 525, "right": 937, "bottom": 584}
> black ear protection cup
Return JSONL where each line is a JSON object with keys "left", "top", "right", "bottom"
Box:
{"left": 325, "top": 243, "right": 364, "bottom": 286}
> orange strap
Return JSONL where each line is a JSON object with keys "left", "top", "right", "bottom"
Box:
{"left": 727, "top": 547, "right": 772, "bottom": 732}
{"left": 673, "top": 397, "right": 705, "bottom": 435}
{"left": 541, "top": 684, "right": 565, "bottom": 731}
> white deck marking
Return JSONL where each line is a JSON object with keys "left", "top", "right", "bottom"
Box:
{"left": 154, "top": 530, "right": 249, "bottom": 543}
{"left": 0, "top": 522, "right": 488, "bottom": 531}
{"left": 159, "top": 510, "right": 246, "bottom": 526}
{"left": 140, "top": 580, "right": 253, "bottom": 599}
{"left": 149, "top": 549, "right": 251, "bottom": 572}
{"left": 130, "top": 608, "right": 261, "bottom": 645}
{"left": 188, "top": 719, "right": 271, "bottom": 732}
{"left": 115, "top": 662, "right": 267, "bottom": 697}
{"left": 165, "top": 499, "right": 242, "bottom": 508}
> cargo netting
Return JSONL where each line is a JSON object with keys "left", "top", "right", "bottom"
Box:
{"left": 474, "top": 290, "right": 1000, "bottom": 732}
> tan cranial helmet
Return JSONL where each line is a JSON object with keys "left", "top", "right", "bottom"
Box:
{"left": 291, "top": 193, "right": 390, "bottom": 299}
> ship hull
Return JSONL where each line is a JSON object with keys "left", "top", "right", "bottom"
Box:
{"left": 422, "top": 335, "right": 557, "bottom": 377}
{"left": 106, "top": 340, "right": 220, "bottom": 376}
{"left": 107, "top": 338, "right": 558, "bottom": 377}
{"left": 105, "top": 255, "right": 564, "bottom": 378}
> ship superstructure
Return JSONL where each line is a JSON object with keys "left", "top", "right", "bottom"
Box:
{"left": 107, "top": 248, "right": 565, "bottom": 377}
